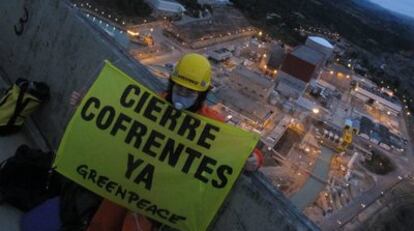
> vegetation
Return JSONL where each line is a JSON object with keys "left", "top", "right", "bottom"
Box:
{"left": 364, "top": 181, "right": 414, "bottom": 231}
{"left": 176, "top": 0, "right": 212, "bottom": 17}
{"left": 230, "top": 0, "right": 413, "bottom": 53}
{"left": 362, "top": 151, "right": 395, "bottom": 175}
{"left": 90, "top": 0, "right": 152, "bottom": 17}
{"left": 116, "top": 0, "right": 152, "bottom": 17}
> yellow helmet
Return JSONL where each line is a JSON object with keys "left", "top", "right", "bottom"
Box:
{"left": 171, "top": 53, "right": 212, "bottom": 92}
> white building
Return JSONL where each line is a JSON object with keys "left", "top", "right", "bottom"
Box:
{"left": 145, "top": 0, "right": 186, "bottom": 13}
{"left": 230, "top": 66, "right": 276, "bottom": 101}
{"left": 352, "top": 82, "right": 402, "bottom": 115}
{"left": 207, "top": 48, "right": 233, "bottom": 62}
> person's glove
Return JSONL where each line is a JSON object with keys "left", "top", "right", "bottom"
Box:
{"left": 70, "top": 88, "right": 87, "bottom": 107}
{"left": 244, "top": 149, "right": 264, "bottom": 172}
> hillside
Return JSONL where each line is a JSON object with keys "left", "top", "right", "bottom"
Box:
{"left": 230, "top": 0, "right": 413, "bottom": 53}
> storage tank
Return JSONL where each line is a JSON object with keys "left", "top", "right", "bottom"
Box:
{"left": 305, "top": 36, "right": 334, "bottom": 61}
{"left": 329, "top": 132, "right": 334, "bottom": 140}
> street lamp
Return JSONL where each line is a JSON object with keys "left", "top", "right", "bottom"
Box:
{"left": 226, "top": 115, "right": 233, "bottom": 120}
{"left": 267, "top": 146, "right": 272, "bottom": 151}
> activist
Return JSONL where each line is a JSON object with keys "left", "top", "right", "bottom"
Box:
{"left": 72, "top": 53, "right": 264, "bottom": 231}
{"left": 162, "top": 53, "right": 263, "bottom": 171}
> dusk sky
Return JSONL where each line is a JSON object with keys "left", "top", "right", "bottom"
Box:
{"left": 370, "top": 0, "right": 414, "bottom": 18}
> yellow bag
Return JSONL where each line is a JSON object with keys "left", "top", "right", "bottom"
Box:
{"left": 0, "top": 79, "right": 49, "bottom": 135}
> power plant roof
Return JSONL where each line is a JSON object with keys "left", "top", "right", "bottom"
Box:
{"left": 308, "top": 36, "right": 334, "bottom": 49}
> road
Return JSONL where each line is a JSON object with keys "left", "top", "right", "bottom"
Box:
{"left": 140, "top": 35, "right": 251, "bottom": 66}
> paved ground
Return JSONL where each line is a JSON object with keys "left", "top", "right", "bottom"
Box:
{"left": 0, "top": 75, "right": 39, "bottom": 231}
{"left": 290, "top": 146, "right": 334, "bottom": 210}
{"left": 0, "top": 118, "right": 37, "bottom": 231}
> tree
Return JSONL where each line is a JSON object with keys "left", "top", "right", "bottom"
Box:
{"left": 116, "top": 0, "right": 152, "bottom": 17}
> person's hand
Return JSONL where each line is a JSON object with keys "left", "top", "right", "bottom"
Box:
{"left": 245, "top": 154, "right": 259, "bottom": 172}
{"left": 70, "top": 90, "right": 85, "bottom": 107}
{"left": 244, "top": 149, "right": 264, "bottom": 172}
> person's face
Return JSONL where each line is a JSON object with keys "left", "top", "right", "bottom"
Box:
{"left": 171, "top": 84, "right": 199, "bottom": 110}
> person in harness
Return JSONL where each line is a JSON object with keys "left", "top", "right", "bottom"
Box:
{"left": 84, "top": 53, "right": 264, "bottom": 231}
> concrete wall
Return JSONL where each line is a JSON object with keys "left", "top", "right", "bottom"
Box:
{"left": 0, "top": 0, "right": 163, "bottom": 149}
{"left": 211, "top": 172, "right": 320, "bottom": 231}
{"left": 0, "top": 1, "right": 320, "bottom": 230}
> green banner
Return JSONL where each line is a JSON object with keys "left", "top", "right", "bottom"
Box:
{"left": 54, "top": 61, "right": 259, "bottom": 231}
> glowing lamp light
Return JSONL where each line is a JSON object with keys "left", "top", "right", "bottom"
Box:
{"left": 312, "top": 108, "right": 320, "bottom": 114}
{"left": 127, "top": 30, "right": 139, "bottom": 36}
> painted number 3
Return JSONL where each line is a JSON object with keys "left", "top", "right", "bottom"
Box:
{"left": 14, "top": 7, "right": 29, "bottom": 36}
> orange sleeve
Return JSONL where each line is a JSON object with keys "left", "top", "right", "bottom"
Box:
{"left": 198, "top": 106, "right": 225, "bottom": 122}
{"left": 253, "top": 148, "right": 264, "bottom": 168}
{"left": 87, "top": 200, "right": 128, "bottom": 231}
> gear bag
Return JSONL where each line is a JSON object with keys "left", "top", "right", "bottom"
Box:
{"left": 0, "top": 78, "right": 49, "bottom": 135}
{"left": 21, "top": 197, "right": 62, "bottom": 231}
{"left": 0, "top": 144, "right": 60, "bottom": 211}
{"left": 60, "top": 180, "right": 102, "bottom": 231}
